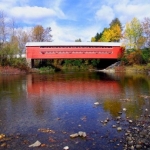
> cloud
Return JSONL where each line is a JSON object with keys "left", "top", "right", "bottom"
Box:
{"left": 94, "top": 1, "right": 150, "bottom": 30}
{"left": 95, "top": 5, "right": 115, "bottom": 24}
{"left": 6, "top": 5, "right": 67, "bottom": 27}
{"left": 10, "top": 6, "right": 56, "bottom": 19}
{"left": 50, "top": 21, "right": 101, "bottom": 42}
{"left": 9, "top": 5, "right": 67, "bottom": 21}
{"left": 1, "top": 0, "right": 150, "bottom": 42}
{"left": 115, "top": 4, "right": 150, "bottom": 22}
{"left": 0, "top": 0, "right": 29, "bottom": 10}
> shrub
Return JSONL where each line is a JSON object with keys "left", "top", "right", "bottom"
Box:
{"left": 141, "top": 48, "right": 150, "bottom": 63}
{"left": 122, "top": 49, "right": 143, "bottom": 65}
{"left": 39, "top": 66, "right": 55, "bottom": 73}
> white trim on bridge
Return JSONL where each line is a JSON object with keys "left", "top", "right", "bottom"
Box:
{"left": 25, "top": 42, "right": 122, "bottom": 47}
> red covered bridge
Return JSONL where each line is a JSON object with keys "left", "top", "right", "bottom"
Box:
{"left": 25, "top": 42, "right": 124, "bottom": 68}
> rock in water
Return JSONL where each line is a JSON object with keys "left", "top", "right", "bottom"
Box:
{"left": 112, "top": 125, "right": 117, "bottom": 128}
{"left": 29, "top": 140, "right": 41, "bottom": 147}
{"left": 70, "top": 133, "right": 78, "bottom": 138}
{"left": 128, "top": 120, "right": 133, "bottom": 123}
{"left": 63, "top": 146, "right": 69, "bottom": 150}
{"left": 0, "top": 134, "right": 5, "bottom": 140}
{"left": 123, "top": 108, "right": 127, "bottom": 111}
{"left": 82, "top": 132, "right": 87, "bottom": 137}
{"left": 94, "top": 102, "right": 99, "bottom": 105}
{"left": 1, "top": 143, "right": 7, "bottom": 148}
{"left": 78, "top": 131, "right": 83, "bottom": 136}
{"left": 117, "top": 127, "right": 122, "bottom": 131}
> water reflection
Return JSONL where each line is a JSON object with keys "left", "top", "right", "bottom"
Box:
{"left": 27, "top": 72, "right": 121, "bottom": 100}
{"left": 0, "top": 72, "right": 150, "bottom": 149}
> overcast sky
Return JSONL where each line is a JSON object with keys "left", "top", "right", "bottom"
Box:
{"left": 0, "top": 0, "right": 150, "bottom": 42}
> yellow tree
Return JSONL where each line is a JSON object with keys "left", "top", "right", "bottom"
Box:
{"left": 100, "top": 24, "right": 121, "bottom": 42}
{"left": 110, "top": 24, "right": 122, "bottom": 42}
{"left": 31, "top": 25, "right": 52, "bottom": 42}
{"left": 100, "top": 28, "right": 111, "bottom": 42}
{"left": 32, "top": 25, "right": 45, "bottom": 42}
{"left": 91, "top": 37, "right": 96, "bottom": 42}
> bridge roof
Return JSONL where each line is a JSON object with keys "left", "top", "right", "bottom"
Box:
{"left": 26, "top": 42, "right": 122, "bottom": 47}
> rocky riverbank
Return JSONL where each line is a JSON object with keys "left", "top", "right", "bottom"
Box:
{"left": 97, "top": 65, "right": 150, "bottom": 75}
{"left": 120, "top": 109, "right": 150, "bottom": 150}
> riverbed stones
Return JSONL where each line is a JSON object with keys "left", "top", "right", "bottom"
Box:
{"left": 118, "top": 111, "right": 122, "bottom": 115}
{"left": 70, "top": 131, "right": 87, "bottom": 138}
{"left": 78, "top": 131, "right": 87, "bottom": 137}
{"left": 123, "top": 108, "right": 127, "bottom": 111}
{"left": 104, "top": 120, "right": 108, "bottom": 123}
{"left": 40, "top": 144, "right": 46, "bottom": 147}
{"left": 135, "top": 144, "right": 142, "bottom": 149}
{"left": 130, "top": 145, "right": 134, "bottom": 150}
{"left": 128, "top": 120, "right": 133, "bottom": 123}
{"left": 128, "top": 140, "right": 134, "bottom": 146}
{"left": 112, "top": 125, "right": 117, "bottom": 128}
{"left": 29, "top": 140, "right": 41, "bottom": 147}
{"left": 0, "top": 142, "right": 7, "bottom": 148}
{"left": 116, "top": 116, "right": 121, "bottom": 120}
{"left": 38, "top": 128, "right": 55, "bottom": 133}
{"left": 0, "top": 134, "right": 5, "bottom": 140}
{"left": 117, "top": 127, "right": 122, "bottom": 131}
{"left": 124, "top": 117, "right": 150, "bottom": 149}
{"left": 82, "top": 132, "right": 87, "bottom": 138}
{"left": 70, "top": 133, "right": 78, "bottom": 138}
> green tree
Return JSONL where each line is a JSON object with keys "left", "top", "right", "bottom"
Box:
{"left": 123, "top": 17, "right": 144, "bottom": 49}
{"left": 75, "top": 38, "right": 82, "bottom": 42}
{"left": 109, "top": 18, "right": 122, "bottom": 31}
{"left": 91, "top": 32, "right": 103, "bottom": 42}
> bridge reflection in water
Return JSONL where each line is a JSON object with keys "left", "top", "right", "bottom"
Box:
{"left": 27, "top": 73, "right": 121, "bottom": 101}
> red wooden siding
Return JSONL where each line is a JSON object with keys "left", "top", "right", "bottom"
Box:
{"left": 26, "top": 42, "right": 124, "bottom": 59}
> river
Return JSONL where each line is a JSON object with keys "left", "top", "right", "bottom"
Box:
{"left": 0, "top": 71, "right": 150, "bottom": 149}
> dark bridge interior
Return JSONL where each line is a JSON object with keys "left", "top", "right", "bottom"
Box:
{"left": 36, "top": 58, "right": 118, "bottom": 70}
{"left": 97, "top": 59, "right": 118, "bottom": 69}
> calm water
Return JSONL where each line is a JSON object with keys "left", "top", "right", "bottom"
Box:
{"left": 0, "top": 71, "right": 150, "bottom": 150}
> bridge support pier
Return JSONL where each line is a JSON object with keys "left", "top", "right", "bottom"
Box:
{"left": 26, "top": 58, "right": 34, "bottom": 68}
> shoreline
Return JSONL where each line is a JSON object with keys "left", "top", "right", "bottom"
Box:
{"left": 0, "top": 65, "right": 150, "bottom": 75}
{"left": 0, "top": 66, "right": 28, "bottom": 75}
{"left": 96, "top": 65, "right": 150, "bottom": 75}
